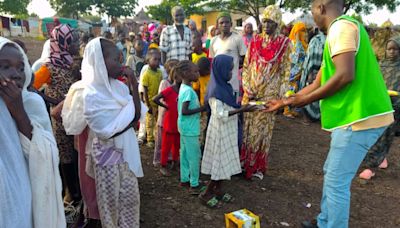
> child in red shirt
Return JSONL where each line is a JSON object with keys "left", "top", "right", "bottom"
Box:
{"left": 153, "top": 67, "right": 181, "bottom": 176}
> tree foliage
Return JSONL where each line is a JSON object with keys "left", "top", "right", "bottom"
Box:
{"left": 96, "top": 0, "right": 137, "bottom": 18}
{"left": 146, "top": 0, "right": 206, "bottom": 25}
{"left": 51, "top": 0, "right": 138, "bottom": 19}
{"left": 209, "top": 0, "right": 275, "bottom": 25}
{"left": 50, "top": 0, "right": 92, "bottom": 19}
{"left": 281, "top": 0, "right": 400, "bottom": 14}
{"left": 80, "top": 14, "right": 102, "bottom": 23}
{"left": 209, "top": 0, "right": 400, "bottom": 25}
{"left": 0, "top": 0, "right": 29, "bottom": 16}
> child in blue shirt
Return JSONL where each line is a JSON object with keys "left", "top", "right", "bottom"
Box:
{"left": 176, "top": 60, "right": 206, "bottom": 194}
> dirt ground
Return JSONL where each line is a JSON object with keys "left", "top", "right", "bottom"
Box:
{"left": 20, "top": 37, "right": 400, "bottom": 228}
{"left": 139, "top": 116, "right": 400, "bottom": 228}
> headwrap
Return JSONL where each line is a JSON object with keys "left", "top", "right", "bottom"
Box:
{"left": 47, "top": 24, "right": 74, "bottom": 69}
{"left": 216, "top": 12, "right": 232, "bottom": 23}
{"left": 189, "top": 19, "right": 197, "bottom": 29}
{"left": 262, "top": 5, "right": 282, "bottom": 25}
{"left": 81, "top": 37, "right": 145, "bottom": 177}
{"left": 205, "top": 55, "right": 240, "bottom": 108}
{"left": 0, "top": 37, "right": 65, "bottom": 228}
{"left": 381, "top": 36, "right": 400, "bottom": 91}
{"left": 207, "top": 25, "right": 216, "bottom": 39}
{"left": 289, "top": 22, "right": 308, "bottom": 50}
{"left": 387, "top": 36, "right": 400, "bottom": 53}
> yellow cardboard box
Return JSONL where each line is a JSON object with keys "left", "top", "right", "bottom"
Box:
{"left": 225, "top": 209, "right": 261, "bottom": 228}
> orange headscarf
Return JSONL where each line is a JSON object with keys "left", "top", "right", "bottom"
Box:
{"left": 289, "top": 22, "right": 308, "bottom": 50}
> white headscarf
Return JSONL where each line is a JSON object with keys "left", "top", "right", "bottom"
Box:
{"left": 0, "top": 36, "right": 65, "bottom": 228}
{"left": 82, "top": 37, "right": 144, "bottom": 177}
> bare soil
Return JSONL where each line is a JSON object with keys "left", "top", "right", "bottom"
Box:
{"left": 139, "top": 116, "right": 400, "bottom": 228}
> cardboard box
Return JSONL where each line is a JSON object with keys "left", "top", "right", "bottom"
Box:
{"left": 225, "top": 209, "right": 260, "bottom": 228}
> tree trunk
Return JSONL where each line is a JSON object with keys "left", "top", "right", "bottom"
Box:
{"left": 254, "top": 15, "right": 261, "bottom": 27}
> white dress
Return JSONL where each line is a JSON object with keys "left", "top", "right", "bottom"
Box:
{"left": 201, "top": 98, "right": 242, "bottom": 180}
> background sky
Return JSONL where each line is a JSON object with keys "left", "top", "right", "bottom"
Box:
{"left": 28, "top": 0, "right": 400, "bottom": 26}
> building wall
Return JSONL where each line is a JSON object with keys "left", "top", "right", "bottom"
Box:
{"left": 190, "top": 11, "right": 251, "bottom": 33}
{"left": 190, "top": 11, "right": 220, "bottom": 31}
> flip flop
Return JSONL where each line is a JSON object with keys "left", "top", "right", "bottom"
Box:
{"left": 199, "top": 194, "right": 220, "bottom": 208}
{"left": 217, "top": 193, "right": 234, "bottom": 203}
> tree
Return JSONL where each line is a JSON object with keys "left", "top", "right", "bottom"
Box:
{"left": 50, "top": 0, "right": 92, "bottom": 19}
{"left": 282, "top": 0, "right": 400, "bottom": 14}
{"left": 146, "top": 0, "right": 206, "bottom": 25}
{"left": 80, "top": 14, "right": 102, "bottom": 23}
{"left": 210, "top": 0, "right": 400, "bottom": 26}
{"left": 0, "top": 0, "right": 29, "bottom": 16}
{"left": 209, "top": 0, "right": 276, "bottom": 26}
{"left": 96, "top": 0, "right": 138, "bottom": 18}
{"left": 51, "top": 0, "right": 138, "bottom": 19}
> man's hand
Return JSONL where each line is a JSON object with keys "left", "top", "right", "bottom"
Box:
{"left": 290, "top": 94, "right": 311, "bottom": 108}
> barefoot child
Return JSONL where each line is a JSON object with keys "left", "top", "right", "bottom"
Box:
{"left": 177, "top": 60, "right": 206, "bottom": 193}
{"left": 153, "top": 59, "right": 179, "bottom": 166}
{"left": 82, "top": 38, "right": 144, "bottom": 227}
{"left": 200, "top": 55, "right": 256, "bottom": 207}
{"left": 153, "top": 63, "right": 181, "bottom": 176}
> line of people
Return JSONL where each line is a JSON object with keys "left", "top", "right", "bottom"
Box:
{"left": 2, "top": 0, "right": 400, "bottom": 227}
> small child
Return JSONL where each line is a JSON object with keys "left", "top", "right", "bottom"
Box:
{"left": 126, "top": 39, "right": 145, "bottom": 77}
{"left": 199, "top": 55, "right": 255, "bottom": 208}
{"left": 177, "top": 60, "right": 206, "bottom": 193}
{"left": 153, "top": 63, "right": 181, "bottom": 176}
{"left": 142, "top": 49, "right": 163, "bottom": 147}
{"left": 153, "top": 59, "right": 179, "bottom": 166}
{"left": 191, "top": 38, "right": 207, "bottom": 64}
{"left": 192, "top": 57, "right": 211, "bottom": 150}
{"left": 137, "top": 48, "right": 168, "bottom": 144}
{"left": 149, "top": 32, "right": 160, "bottom": 49}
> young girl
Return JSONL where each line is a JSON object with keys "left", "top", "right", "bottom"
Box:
{"left": 76, "top": 37, "right": 144, "bottom": 227}
{"left": 153, "top": 59, "right": 179, "bottom": 166}
{"left": 360, "top": 36, "right": 400, "bottom": 180}
{"left": 177, "top": 60, "right": 206, "bottom": 194}
{"left": 153, "top": 64, "right": 181, "bottom": 176}
{"left": 200, "top": 55, "right": 255, "bottom": 207}
{"left": 0, "top": 37, "right": 65, "bottom": 228}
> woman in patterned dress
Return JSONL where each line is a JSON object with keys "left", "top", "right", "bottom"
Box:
{"left": 34, "top": 24, "right": 82, "bottom": 205}
{"left": 284, "top": 22, "right": 308, "bottom": 118}
{"left": 240, "top": 5, "right": 292, "bottom": 180}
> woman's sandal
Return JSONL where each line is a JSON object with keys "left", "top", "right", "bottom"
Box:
{"left": 199, "top": 194, "right": 221, "bottom": 208}
{"left": 217, "top": 193, "right": 234, "bottom": 203}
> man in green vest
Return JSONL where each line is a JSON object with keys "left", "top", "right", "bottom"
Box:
{"left": 265, "top": 0, "right": 394, "bottom": 227}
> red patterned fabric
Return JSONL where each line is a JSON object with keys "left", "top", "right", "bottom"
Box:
{"left": 248, "top": 34, "right": 290, "bottom": 66}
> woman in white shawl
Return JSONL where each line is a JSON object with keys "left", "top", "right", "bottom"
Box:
{"left": 62, "top": 37, "right": 145, "bottom": 228}
{"left": 0, "top": 37, "right": 65, "bottom": 227}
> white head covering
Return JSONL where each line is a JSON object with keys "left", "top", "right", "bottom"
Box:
{"left": 0, "top": 37, "right": 32, "bottom": 227}
{"left": 31, "top": 39, "right": 51, "bottom": 72}
{"left": 82, "top": 37, "right": 144, "bottom": 177}
{"left": 0, "top": 36, "right": 65, "bottom": 228}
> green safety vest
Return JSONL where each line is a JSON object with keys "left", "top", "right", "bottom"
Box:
{"left": 320, "top": 15, "right": 393, "bottom": 131}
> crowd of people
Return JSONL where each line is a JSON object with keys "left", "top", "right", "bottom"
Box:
{"left": 1, "top": 0, "right": 400, "bottom": 227}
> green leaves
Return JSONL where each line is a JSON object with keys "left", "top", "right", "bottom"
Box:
{"left": 0, "top": 0, "right": 29, "bottom": 16}
{"left": 50, "top": 0, "right": 138, "bottom": 19}
{"left": 146, "top": 0, "right": 206, "bottom": 24}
